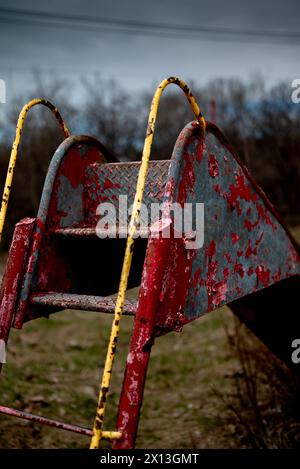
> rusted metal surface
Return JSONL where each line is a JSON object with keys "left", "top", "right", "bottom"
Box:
{"left": 0, "top": 218, "right": 35, "bottom": 366}
{"left": 114, "top": 220, "right": 173, "bottom": 449}
{"left": 52, "top": 226, "right": 149, "bottom": 238}
{"left": 30, "top": 293, "right": 137, "bottom": 315}
{"left": 12, "top": 136, "right": 110, "bottom": 328}
{"left": 114, "top": 121, "right": 300, "bottom": 448}
{"left": 0, "top": 405, "right": 93, "bottom": 436}
{"left": 150, "top": 121, "right": 300, "bottom": 333}
{"left": 0, "top": 406, "right": 121, "bottom": 440}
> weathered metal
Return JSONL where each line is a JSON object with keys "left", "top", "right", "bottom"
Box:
{"left": 150, "top": 121, "right": 299, "bottom": 331}
{"left": 0, "top": 218, "right": 35, "bottom": 367}
{"left": 112, "top": 121, "right": 299, "bottom": 448}
{"left": 30, "top": 293, "right": 137, "bottom": 315}
{"left": 0, "top": 406, "right": 121, "bottom": 440}
{"left": 0, "top": 77, "right": 299, "bottom": 450}
{"left": 12, "top": 135, "right": 111, "bottom": 328}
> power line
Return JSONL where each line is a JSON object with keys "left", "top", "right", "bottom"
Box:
{"left": 0, "top": 6, "right": 300, "bottom": 44}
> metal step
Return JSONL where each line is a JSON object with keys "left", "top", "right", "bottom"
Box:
{"left": 51, "top": 226, "right": 149, "bottom": 239}
{"left": 85, "top": 160, "right": 170, "bottom": 223}
{"left": 30, "top": 293, "right": 137, "bottom": 315}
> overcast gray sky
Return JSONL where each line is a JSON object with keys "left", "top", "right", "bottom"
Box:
{"left": 0, "top": 0, "right": 300, "bottom": 103}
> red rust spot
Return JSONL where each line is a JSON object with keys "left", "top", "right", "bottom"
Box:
{"left": 234, "top": 262, "right": 244, "bottom": 278}
{"left": 247, "top": 266, "right": 254, "bottom": 276}
{"left": 226, "top": 172, "right": 257, "bottom": 210}
{"left": 223, "top": 267, "right": 229, "bottom": 279}
{"left": 245, "top": 240, "right": 258, "bottom": 258}
{"left": 196, "top": 139, "right": 205, "bottom": 162}
{"left": 205, "top": 240, "right": 216, "bottom": 260}
{"left": 103, "top": 178, "right": 121, "bottom": 191}
{"left": 256, "top": 232, "right": 264, "bottom": 245}
{"left": 192, "top": 268, "right": 201, "bottom": 286}
{"left": 60, "top": 147, "right": 101, "bottom": 189}
{"left": 208, "top": 154, "right": 219, "bottom": 178}
{"left": 225, "top": 252, "right": 232, "bottom": 264}
{"left": 231, "top": 233, "right": 240, "bottom": 246}
{"left": 272, "top": 268, "right": 282, "bottom": 283}
{"left": 177, "top": 152, "right": 196, "bottom": 205}
{"left": 206, "top": 261, "right": 219, "bottom": 308}
{"left": 212, "top": 280, "right": 227, "bottom": 306}
{"left": 244, "top": 218, "right": 259, "bottom": 231}
{"left": 213, "top": 184, "right": 222, "bottom": 195}
{"left": 256, "top": 203, "right": 277, "bottom": 232}
{"left": 255, "top": 265, "right": 270, "bottom": 287}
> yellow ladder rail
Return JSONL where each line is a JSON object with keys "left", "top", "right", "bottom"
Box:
{"left": 0, "top": 98, "right": 70, "bottom": 241}
{"left": 90, "top": 77, "right": 206, "bottom": 448}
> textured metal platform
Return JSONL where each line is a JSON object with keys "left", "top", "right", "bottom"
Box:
{"left": 84, "top": 160, "right": 170, "bottom": 222}
{"left": 30, "top": 293, "right": 137, "bottom": 315}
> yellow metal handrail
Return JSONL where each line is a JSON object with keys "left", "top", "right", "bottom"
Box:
{"left": 90, "top": 77, "right": 206, "bottom": 448}
{"left": 0, "top": 98, "right": 70, "bottom": 241}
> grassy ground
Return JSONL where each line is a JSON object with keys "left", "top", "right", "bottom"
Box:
{"left": 0, "top": 301, "right": 242, "bottom": 449}
{"left": 0, "top": 225, "right": 299, "bottom": 449}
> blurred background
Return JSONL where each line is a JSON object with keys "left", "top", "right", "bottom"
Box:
{"left": 0, "top": 0, "right": 300, "bottom": 449}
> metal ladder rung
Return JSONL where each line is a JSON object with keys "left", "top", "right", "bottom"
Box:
{"left": 0, "top": 406, "right": 121, "bottom": 441}
{"left": 30, "top": 293, "right": 137, "bottom": 315}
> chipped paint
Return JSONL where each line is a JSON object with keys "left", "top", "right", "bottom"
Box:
{"left": 1, "top": 80, "right": 299, "bottom": 451}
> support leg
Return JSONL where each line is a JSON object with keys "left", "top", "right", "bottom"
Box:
{"left": 113, "top": 231, "right": 171, "bottom": 449}
{"left": 0, "top": 218, "right": 35, "bottom": 373}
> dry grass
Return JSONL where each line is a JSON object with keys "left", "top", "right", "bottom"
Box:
{"left": 0, "top": 302, "right": 244, "bottom": 449}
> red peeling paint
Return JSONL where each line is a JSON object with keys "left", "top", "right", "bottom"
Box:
{"left": 256, "top": 203, "right": 277, "bottom": 232}
{"left": 192, "top": 268, "right": 201, "bottom": 287}
{"left": 60, "top": 146, "right": 102, "bottom": 189}
{"left": 213, "top": 184, "right": 222, "bottom": 195}
{"left": 245, "top": 241, "right": 258, "bottom": 259}
{"left": 255, "top": 265, "right": 270, "bottom": 287}
{"left": 234, "top": 262, "right": 244, "bottom": 278}
{"left": 225, "top": 252, "right": 232, "bottom": 264}
{"left": 206, "top": 261, "right": 219, "bottom": 308}
{"left": 205, "top": 240, "right": 216, "bottom": 260}
{"left": 208, "top": 154, "right": 219, "bottom": 178}
{"left": 231, "top": 233, "right": 240, "bottom": 245}
{"left": 103, "top": 178, "right": 121, "bottom": 191}
{"left": 212, "top": 280, "right": 227, "bottom": 306}
{"left": 196, "top": 139, "right": 205, "bottom": 162}
{"left": 244, "top": 218, "right": 259, "bottom": 231}
{"left": 223, "top": 267, "right": 229, "bottom": 279}
{"left": 177, "top": 152, "right": 196, "bottom": 205}
{"left": 272, "top": 269, "right": 282, "bottom": 283}
{"left": 226, "top": 172, "right": 258, "bottom": 211}
{"left": 256, "top": 232, "right": 264, "bottom": 246}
